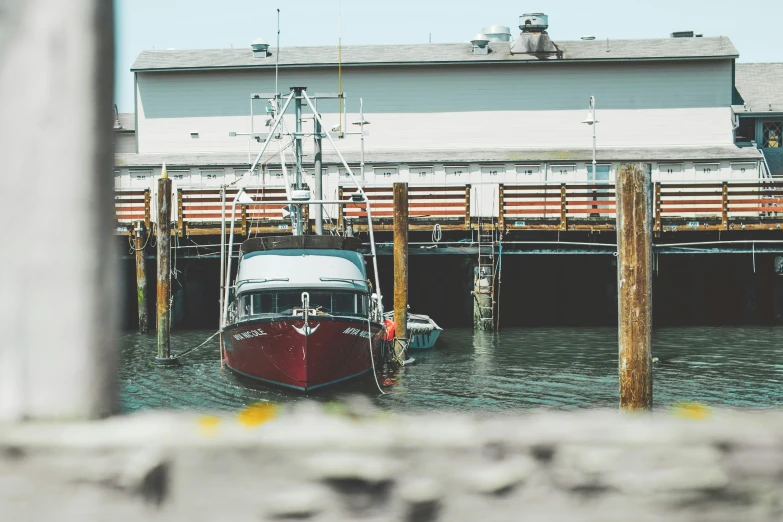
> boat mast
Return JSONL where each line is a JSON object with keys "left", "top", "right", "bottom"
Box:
{"left": 292, "top": 86, "right": 306, "bottom": 236}
{"left": 314, "top": 97, "right": 323, "bottom": 235}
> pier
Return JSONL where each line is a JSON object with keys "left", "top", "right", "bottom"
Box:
{"left": 111, "top": 12, "right": 783, "bottom": 334}
{"left": 115, "top": 179, "right": 783, "bottom": 238}
{"left": 117, "top": 176, "right": 783, "bottom": 334}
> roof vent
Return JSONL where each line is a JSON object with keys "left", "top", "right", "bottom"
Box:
{"left": 482, "top": 25, "right": 512, "bottom": 42}
{"left": 511, "top": 13, "right": 560, "bottom": 58}
{"left": 671, "top": 31, "right": 695, "bottom": 38}
{"left": 251, "top": 38, "right": 270, "bottom": 57}
{"left": 471, "top": 33, "right": 490, "bottom": 55}
{"left": 519, "top": 13, "right": 548, "bottom": 33}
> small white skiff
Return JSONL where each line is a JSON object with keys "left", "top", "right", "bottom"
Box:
{"left": 385, "top": 312, "right": 443, "bottom": 350}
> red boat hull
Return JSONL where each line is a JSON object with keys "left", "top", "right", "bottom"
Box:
{"left": 224, "top": 317, "right": 385, "bottom": 391}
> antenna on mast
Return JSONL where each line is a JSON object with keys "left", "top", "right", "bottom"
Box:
{"left": 275, "top": 9, "right": 280, "bottom": 110}
{"left": 337, "top": 0, "right": 343, "bottom": 136}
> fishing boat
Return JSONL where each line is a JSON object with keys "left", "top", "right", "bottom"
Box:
{"left": 385, "top": 311, "right": 443, "bottom": 350}
{"left": 223, "top": 236, "right": 385, "bottom": 390}
{"left": 219, "top": 87, "right": 386, "bottom": 391}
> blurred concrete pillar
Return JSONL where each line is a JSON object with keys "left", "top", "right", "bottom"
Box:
{"left": 0, "top": 0, "right": 116, "bottom": 419}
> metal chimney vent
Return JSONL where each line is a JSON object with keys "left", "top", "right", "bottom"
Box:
{"left": 471, "top": 33, "right": 491, "bottom": 55}
{"left": 482, "top": 25, "right": 512, "bottom": 42}
{"left": 519, "top": 13, "right": 548, "bottom": 33}
{"left": 511, "top": 13, "right": 560, "bottom": 59}
{"left": 251, "top": 38, "right": 270, "bottom": 57}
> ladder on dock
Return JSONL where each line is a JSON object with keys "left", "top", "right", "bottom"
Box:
{"left": 474, "top": 217, "right": 496, "bottom": 330}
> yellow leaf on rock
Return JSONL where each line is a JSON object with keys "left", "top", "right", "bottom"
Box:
{"left": 672, "top": 402, "right": 711, "bottom": 420}
{"left": 238, "top": 402, "right": 278, "bottom": 427}
{"left": 198, "top": 415, "right": 221, "bottom": 436}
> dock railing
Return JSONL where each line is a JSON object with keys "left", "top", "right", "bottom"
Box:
{"left": 176, "top": 186, "right": 290, "bottom": 236}
{"left": 500, "top": 182, "right": 616, "bottom": 232}
{"left": 338, "top": 184, "right": 471, "bottom": 231}
{"left": 654, "top": 180, "right": 783, "bottom": 232}
{"left": 498, "top": 180, "right": 783, "bottom": 233}
{"left": 114, "top": 181, "right": 783, "bottom": 235}
{"left": 114, "top": 188, "right": 150, "bottom": 229}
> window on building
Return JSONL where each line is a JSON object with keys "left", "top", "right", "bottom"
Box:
{"left": 410, "top": 166, "right": 433, "bottom": 181}
{"left": 168, "top": 170, "right": 188, "bottom": 182}
{"left": 695, "top": 163, "right": 720, "bottom": 175}
{"left": 515, "top": 165, "right": 540, "bottom": 176}
{"left": 338, "top": 166, "right": 361, "bottom": 179}
{"left": 200, "top": 169, "right": 224, "bottom": 185}
{"left": 481, "top": 165, "right": 505, "bottom": 177}
{"left": 373, "top": 166, "right": 398, "bottom": 179}
{"left": 658, "top": 163, "right": 683, "bottom": 176}
{"left": 735, "top": 118, "right": 756, "bottom": 144}
{"left": 587, "top": 165, "right": 611, "bottom": 181}
{"left": 731, "top": 162, "right": 757, "bottom": 177}
{"left": 445, "top": 166, "right": 469, "bottom": 179}
{"left": 551, "top": 165, "right": 575, "bottom": 177}
{"left": 763, "top": 121, "right": 782, "bottom": 148}
{"left": 129, "top": 169, "right": 152, "bottom": 187}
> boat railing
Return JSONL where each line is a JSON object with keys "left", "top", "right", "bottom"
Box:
{"left": 235, "top": 278, "right": 290, "bottom": 292}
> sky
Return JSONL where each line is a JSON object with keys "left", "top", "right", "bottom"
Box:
{"left": 114, "top": 0, "right": 783, "bottom": 112}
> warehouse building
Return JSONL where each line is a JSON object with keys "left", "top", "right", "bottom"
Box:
{"left": 114, "top": 13, "right": 780, "bottom": 202}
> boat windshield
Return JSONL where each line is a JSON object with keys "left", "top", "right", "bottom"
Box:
{"left": 238, "top": 290, "right": 369, "bottom": 319}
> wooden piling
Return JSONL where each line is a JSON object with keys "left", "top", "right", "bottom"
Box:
{"left": 156, "top": 175, "right": 174, "bottom": 364}
{"left": 616, "top": 163, "right": 653, "bottom": 411}
{"left": 134, "top": 223, "right": 148, "bottom": 334}
{"left": 774, "top": 256, "right": 783, "bottom": 325}
{"left": 393, "top": 182, "right": 409, "bottom": 359}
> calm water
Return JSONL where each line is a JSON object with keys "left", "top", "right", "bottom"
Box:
{"left": 119, "top": 327, "right": 783, "bottom": 414}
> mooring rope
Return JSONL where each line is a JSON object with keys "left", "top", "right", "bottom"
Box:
{"left": 367, "top": 316, "right": 387, "bottom": 395}
{"left": 171, "top": 330, "right": 221, "bottom": 360}
{"left": 432, "top": 223, "right": 442, "bottom": 243}
{"left": 127, "top": 226, "right": 151, "bottom": 253}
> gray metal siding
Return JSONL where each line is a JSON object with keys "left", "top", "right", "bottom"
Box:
{"left": 136, "top": 60, "right": 734, "bottom": 153}
{"left": 139, "top": 60, "right": 732, "bottom": 117}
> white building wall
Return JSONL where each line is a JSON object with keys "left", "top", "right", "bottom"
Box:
{"left": 135, "top": 59, "right": 734, "bottom": 155}
{"left": 114, "top": 158, "right": 761, "bottom": 219}
{"left": 113, "top": 134, "right": 136, "bottom": 153}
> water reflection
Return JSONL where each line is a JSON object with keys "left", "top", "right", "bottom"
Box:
{"left": 120, "top": 326, "right": 783, "bottom": 413}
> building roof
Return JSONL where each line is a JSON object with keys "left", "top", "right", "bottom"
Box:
{"left": 114, "top": 113, "right": 135, "bottom": 132}
{"left": 114, "top": 146, "right": 760, "bottom": 168}
{"left": 131, "top": 36, "right": 738, "bottom": 72}
{"left": 735, "top": 63, "right": 783, "bottom": 113}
